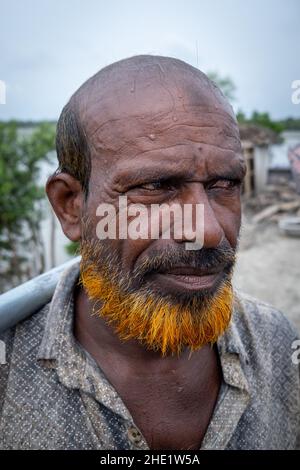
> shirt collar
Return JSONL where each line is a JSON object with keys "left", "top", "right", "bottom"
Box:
{"left": 217, "top": 294, "right": 250, "bottom": 392}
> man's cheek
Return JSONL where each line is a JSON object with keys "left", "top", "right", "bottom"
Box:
{"left": 214, "top": 207, "right": 241, "bottom": 249}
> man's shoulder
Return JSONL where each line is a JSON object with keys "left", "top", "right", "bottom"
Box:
{"left": 0, "top": 302, "right": 50, "bottom": 372}
{"left": 236, "top": 290, "right": 299, "bottom": 332}
{"left": 234, "top": 290, "right": 300, "bottom": 351}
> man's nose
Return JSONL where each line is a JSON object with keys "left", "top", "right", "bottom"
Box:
{"left": 177, "top": 182, "right": 225, "bottom": 248}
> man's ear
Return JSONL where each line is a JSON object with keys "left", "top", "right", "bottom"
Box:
{"left": 46, "top": 172, "right": 84, "bottom": 241}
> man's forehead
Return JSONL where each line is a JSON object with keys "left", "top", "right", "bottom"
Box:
{"left": 88, "top": 105, "right": 241, "bottom": 158}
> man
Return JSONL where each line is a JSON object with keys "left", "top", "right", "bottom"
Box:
{"left": 0, "top": 55, "right": 299, "bottom": 450}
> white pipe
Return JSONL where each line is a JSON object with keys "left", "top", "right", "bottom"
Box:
{"left": 0, "top": 257, "right": 81, "bottom": 333}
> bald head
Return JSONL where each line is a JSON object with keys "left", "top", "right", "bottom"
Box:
{"left": 75, "top": 55, "right": 235, "bottom": 129}
{"left": 56, "top": 55, "right": 239, "bottom": 192}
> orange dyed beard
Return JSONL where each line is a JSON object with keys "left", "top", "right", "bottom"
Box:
{"left": 80, "top": 247, "right": 233, "bottom": 357}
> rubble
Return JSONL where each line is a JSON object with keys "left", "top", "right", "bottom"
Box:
{"left": 279, "top": 217, "right": 300, "bottom": 237}
{"left": 243, "top": 182, "right": 300, "bottom": 227}
{"left": 252, "top": 201, "right": 300, "bottom": 223}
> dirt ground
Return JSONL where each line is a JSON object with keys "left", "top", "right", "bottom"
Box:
{"left": 233, "top": 211, "right": 300, "bottom": 333}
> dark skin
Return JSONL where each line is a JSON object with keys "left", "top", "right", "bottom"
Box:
{"left": 46, "top": 57, "right": 246, "bottom": 450}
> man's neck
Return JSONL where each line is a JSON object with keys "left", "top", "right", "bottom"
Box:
{"left": 73, "top": 286, "right": 222, "bottom": 450}
{"left": 73, "top": 285, "right": 221, "bottom": 374}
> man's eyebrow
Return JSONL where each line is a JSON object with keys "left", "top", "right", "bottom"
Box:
{"left": 206, "top": 164, "right": 246, "bottom": 182}
{"left": 112, "top": 166, "right": 193, "bottom": 188}
{"left": 112, "top": 160, "right": 246, "bottom": 188}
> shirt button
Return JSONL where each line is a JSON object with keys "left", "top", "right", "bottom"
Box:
{"left": 127, "top": 425, "right": 143, "bottom": 446}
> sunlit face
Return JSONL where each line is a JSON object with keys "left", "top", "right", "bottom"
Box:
{"left": 78, "top": 63, "right": 246, "bottom": 355}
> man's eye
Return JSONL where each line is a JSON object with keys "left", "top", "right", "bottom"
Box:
{"left": 209, "top": 179, "right": 240, "bottom": 190}
{"left": 140, "top": 182, "right": 162, "bottom": 190}
{"left": 139, "top": 181, "right": 175, "bottom": 191}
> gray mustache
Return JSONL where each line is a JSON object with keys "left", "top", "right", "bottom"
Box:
{"left": 134, "top": 242, "right": 236, "bottom": 278}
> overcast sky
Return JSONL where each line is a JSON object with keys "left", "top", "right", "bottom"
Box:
{"left": 0, "top": 0, "right": 299, "bottom": 121}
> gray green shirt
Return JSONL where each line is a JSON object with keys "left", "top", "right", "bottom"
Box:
{"left": 0, "top": 262, "right": 299, "bottom": 450}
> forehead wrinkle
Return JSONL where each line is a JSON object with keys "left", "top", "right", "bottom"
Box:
{"left": 84, "top": 98, "right": 240, "bottom": 173}
{"left": 115, "top": 123, "right": 239, "bottom": 154}
{"left": 90, "top": 134, "right": 243, "bottom": 181}
{"left": 107, "top": 141, "right": 242, "bottom": 183}
{"left": 102, "top": 138, "right": 241, "bottom": 162}
{"left": 90, "top": 117, "right": 240, "bottom": 159}
{"left": 86, "top": 104, "right": 237, "bottom": 141}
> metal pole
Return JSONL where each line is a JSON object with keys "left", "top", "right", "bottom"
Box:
{"left": 0, "top": 256, "right": 81, "bottom": 333}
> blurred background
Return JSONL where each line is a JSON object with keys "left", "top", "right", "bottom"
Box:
{"left": 0, "top": 0, "right": 299, "bottom": 330}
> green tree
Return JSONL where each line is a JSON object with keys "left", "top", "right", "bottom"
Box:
{"left": 249, "top": 111, "right": 284, "bottom": 133}
{"left": 278, "top": 117, "right": 300, "bottom": 131}
{"left": 0, "top": 121, "right": 55, "bottom": 292}
{"left": 236, "top": 110, "right": 295, "bottom": 134}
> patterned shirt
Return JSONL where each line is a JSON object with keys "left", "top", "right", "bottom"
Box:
{"left": 0, "top": 262, "right": 299, "bottom": 450}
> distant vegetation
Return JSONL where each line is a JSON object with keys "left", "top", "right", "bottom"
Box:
{"left": 0, "top": 120, "right": 56, "bottom": 292}
{"left": 237, "top": 111, "right": 300, "bottom": 133}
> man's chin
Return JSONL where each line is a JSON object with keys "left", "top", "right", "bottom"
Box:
{"left": 80, "top": 259, "right": 234, "bottom": 356}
